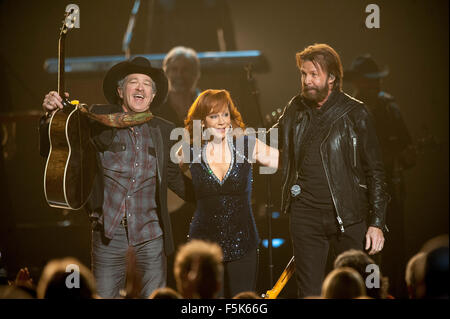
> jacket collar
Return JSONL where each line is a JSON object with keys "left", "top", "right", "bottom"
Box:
{"left": 294, "top": 91, "right": 356, "bottom": 121}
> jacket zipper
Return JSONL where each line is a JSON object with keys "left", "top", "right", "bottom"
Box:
{"left": 318, "top": 105, "right": 357, "bottom": 233}
{"left": 336, "top": 216, "right": 345, "bottom": 233}
{"left": 320, "top": 125, "right": 345, "bottom": 233}
{"left": 352, "top": 137, "right": 357, "bottom": 168}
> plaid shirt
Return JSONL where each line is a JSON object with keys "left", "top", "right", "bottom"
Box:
{"left": 99, "top": 124, "right": 162, "bottom": 246}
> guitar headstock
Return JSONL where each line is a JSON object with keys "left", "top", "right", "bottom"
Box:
{"left": 60, "top": 7, "right": 78, "bottom": 36}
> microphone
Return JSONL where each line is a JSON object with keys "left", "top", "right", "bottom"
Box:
{"left": 122, "top": 0, "right": 141, "bottom": 59}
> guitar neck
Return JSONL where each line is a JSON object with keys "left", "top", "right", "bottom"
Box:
{"left": 58, "top": 33, "right": 66, "bottom": 97}
{"left": 264, "top": 256, "right": 295, "bottom": 299}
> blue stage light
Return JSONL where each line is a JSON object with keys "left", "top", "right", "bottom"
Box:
{"left": 262, "top": 238, "right": 285, "bottom": 248}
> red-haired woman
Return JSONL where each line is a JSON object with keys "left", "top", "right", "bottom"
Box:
{"left": 177, "top": 89, "right": 278, "bottom": 298}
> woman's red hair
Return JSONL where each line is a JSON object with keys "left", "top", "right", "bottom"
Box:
{"left": 184, "top": 89, "right": 246, "bottom": 145}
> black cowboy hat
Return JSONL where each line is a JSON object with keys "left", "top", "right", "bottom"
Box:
{"left": 344, "top": 54, "right": 389, "bottom": 81}
{"left": 103, "top": 56, "right": 168, "bottom": 109}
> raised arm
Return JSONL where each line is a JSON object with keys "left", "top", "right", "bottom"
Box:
{"left": 252, "top": 137, "right": 279, "bottom": 170}
{"left": 175, "top": 144, "right": 191, "bottom": 174}
{"left": 39, "top": 91, "right": 70, "bottom": 157}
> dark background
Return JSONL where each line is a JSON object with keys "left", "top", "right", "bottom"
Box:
{"left": 0, "top": 0, "right": 448, "bottom": 298}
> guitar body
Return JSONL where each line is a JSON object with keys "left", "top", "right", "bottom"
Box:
{"left": 44, "top": 105, "right": 97, "bottom": 209}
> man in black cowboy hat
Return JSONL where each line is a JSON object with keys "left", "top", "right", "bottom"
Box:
{"left": 40, "top": 56, "right": 194, "bottom": 298}
{"left": 345, "top": 54, "right": 416, "bottom": 298}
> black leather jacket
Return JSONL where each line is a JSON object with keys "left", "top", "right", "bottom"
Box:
{"left": 274, "top": 91, "right": 390, "bottom": 231}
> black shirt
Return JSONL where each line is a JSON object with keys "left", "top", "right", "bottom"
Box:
{"left": 296, "top": 92, "right": 339, "bottom": 211}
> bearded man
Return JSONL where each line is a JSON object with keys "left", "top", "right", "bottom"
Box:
{"left": 272, "top": 44, "right": 390, "bottom": 298}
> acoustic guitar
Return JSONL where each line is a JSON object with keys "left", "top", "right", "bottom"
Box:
{"left": 43, "top": 11, "right": 97, "bottom": 210}
{"left": 263, "top": 256, "right": 295, "bottom": 299}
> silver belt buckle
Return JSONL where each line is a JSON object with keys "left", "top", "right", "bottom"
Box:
{"left": 290, "top": 184, "right": 301, "bottom": 197}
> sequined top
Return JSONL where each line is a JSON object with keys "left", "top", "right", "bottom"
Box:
{"left": 188, "top": 135, "right": 259, "bottom": 262}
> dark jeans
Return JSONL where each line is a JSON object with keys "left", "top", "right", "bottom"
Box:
{"left": 219, "top": 248, "right": 259, "bottom": 298}
{"left": 91, "top": 224, "right": 166, "bottom": 298}
{"left": 289, "top": 201, "right": 366, "bottom": 298}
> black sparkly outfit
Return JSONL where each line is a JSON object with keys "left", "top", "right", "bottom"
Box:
{"left": 188, "top": 135, "right": 259, "bottom": 297}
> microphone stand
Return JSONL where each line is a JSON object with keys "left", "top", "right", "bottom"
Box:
{"left": 245, "top": 63, "right": 274, "bottom": 288}
{"left": 122, "top": 0, "right": 141, "bottom": 59}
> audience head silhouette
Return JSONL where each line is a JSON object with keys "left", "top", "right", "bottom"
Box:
{"left": 405, "top": 251, "right": 427, "bottom": 299}
{"left": 424, "top": 246, "right": 449, "bottom": 299}
{"left": 174, "top": 240, "right": 223, "bottom": 299}
{"left": 334, "top": 249, "right": 388, "bottom": 299}
{"left": 321, "top": 267, "right": 366, "bottom": 299}
{"left": 149, "top": 287, "right": 182, "bottom": 299}
{"left": 36, "top": 257, "right": 96, "bottom": 299}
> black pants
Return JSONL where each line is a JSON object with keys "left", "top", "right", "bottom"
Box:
{"left": 290, "top": 201, "right": 366, "bottom": 298}
{"left": 219, "top": 248, "right": 259, "bottom": 298}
